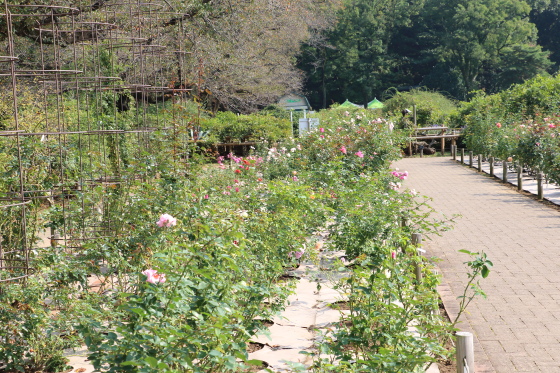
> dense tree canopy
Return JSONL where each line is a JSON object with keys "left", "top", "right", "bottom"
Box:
{"left": 4, "top": 0, "right": 560, "bottom": 112}
{"left": 424, "top": 0, "right": 551, "bottom": 97}
{"left": 0, "top": 0, "right": 337, "bottom": 113}
{"left": 299, "top": 0, "right": 426, "bottom": 108}
{"left": 300, "top": 0, "right": 559, "bottom": 108}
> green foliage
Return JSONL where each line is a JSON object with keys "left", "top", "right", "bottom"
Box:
{"left": 454, "top": 75, "right": 560, "bottom": 183}
{"left": 1, "top": 104, "right": 459, "bottom": 372}
{"left": 423, "top": 0, "right": 551, "bottom": 97}
{"left": 299, "top": 0, "right": 426, "bottom": 107}
{"left": 299, "top": 0, "right": 556, "bottom": 107}
{"left": 81, "top": 234, "right": 289, "bottom": 372}
{"left": 200, "top": 111, "right": 292, "bottom": 142}
{"left": 315, "top": 239, "right": 449, "bottom": 372}
{"left": 382, "top": 89, "right": 458, "bottom": 127}
{"left": 452, "top": 250, "right": 493, "bottom": 328}
{"left": 259, "top": 104, "right": 302, "bottom": 122}
{"left": 0, "top": 277, "right": 85, "bottom": 372}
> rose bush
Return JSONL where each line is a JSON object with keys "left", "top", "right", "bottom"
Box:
{"left": 1, "top": 104, "right": 454, "bottom": 372}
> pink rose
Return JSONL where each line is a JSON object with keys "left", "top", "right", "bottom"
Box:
{"left": 157, "top": 214, "right": 177, "bottom": 227}
{"left": 289, "top": 249, "right": 305, "bottom": 259}
{"left": 142, "top": 269, "right": 166, "bottom": 284}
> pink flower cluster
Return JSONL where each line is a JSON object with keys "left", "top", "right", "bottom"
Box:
{"left": 157, "top": 213, "right": 177, "bottom": 227}
{"left": 142, "top": 269, "right": 166, "bottom": 284}
{"left": 391, "top": 170, "right": 409, "bottom": 180}
{"left": 288, "top": 249, "right": 305, "bottom": 259}
{"left": 228, "top": 153, "right": 243, "bottom": 163}
{"left": 216, "top": 155, "right": 226, "bottom": 169}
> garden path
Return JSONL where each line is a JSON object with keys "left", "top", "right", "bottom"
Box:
{"left": 394, "top": 156, "right": 560, "bottom": 373}
{"left": 62, "top": 244, "right": 349, "bottom": 373}
{"left": 64, "top": 244, "right": 440, "bottom": 372}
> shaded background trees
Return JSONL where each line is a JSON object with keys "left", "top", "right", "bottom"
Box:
{"left": 299, "top": 0, "right": 560, "bottom": 109}
{"left": 0, "top": 0, "right": 337, "bottom": 113}
{"left": 4, "top": 0, "right": 560, "bottom": 112}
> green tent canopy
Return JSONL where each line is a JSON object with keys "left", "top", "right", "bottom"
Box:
{"left": 367, "top": 98, "right": 384, "bottom": 109}
{"left": 339, "top": 99, "right": 362, "bottom": 108}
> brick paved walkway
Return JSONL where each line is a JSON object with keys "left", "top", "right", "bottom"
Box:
{"left": 393, "top": 157, "right": 560, "bottom": 373}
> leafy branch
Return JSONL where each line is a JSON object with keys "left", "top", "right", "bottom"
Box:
{"left": 452, "top": 249, "right": 493, "bottom": 328}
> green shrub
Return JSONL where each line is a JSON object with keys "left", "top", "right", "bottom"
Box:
{"left": 382, "top": 89, "right": 458, "bottom": 127}
{"left": 201, "top": 112, "right": 291, "bottom": 142}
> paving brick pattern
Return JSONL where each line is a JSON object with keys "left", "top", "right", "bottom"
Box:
{"left": 393, "top": 157, "right": 560, "bottom": 373}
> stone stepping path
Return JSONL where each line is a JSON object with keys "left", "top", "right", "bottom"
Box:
{"left": 62, "top": 253, "right": 349, "bottom": 373}
{"left": 248, "top": 265, "right": 347, "bottom": 372}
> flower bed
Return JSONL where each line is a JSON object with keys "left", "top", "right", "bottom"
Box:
{"left": 0, "top": 108, "right": 453, "bottom": 372}
{"left": 456, "top": 75, "right": 560, "bottom": 183}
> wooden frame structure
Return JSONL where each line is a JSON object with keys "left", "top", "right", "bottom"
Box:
{"left": 409, "top": 126, "right": 463, "bottom": 156}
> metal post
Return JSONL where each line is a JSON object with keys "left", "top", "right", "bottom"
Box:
{"left": 477, "top": 154, "right": 482, "bottom": 172}
{"left": 489, "top": 157, "right": 494, "bottom": 177}
{"left": 411, "top": 233, "right": 422, "bottom": 246}
{"left": 0, "top": 236, "right": 3, "bottom": 273}
{"left": 420, "top": 148, "right": 424, "bottom": 158}
{"left": 411, "top": 233, "right": 422, "bottom": 283}
{"left": 452, "top": 145, "right": 456, "bottom": 160}
{"left": 461, "top": 148, "right": 464, "bottom": 164}
{"left": 537, "top": 172, "right": 544, "bottom": 201}
{"left": 456, "top": 332, "right": 475, "bottom": 373}
{"left": 50, "top": 231, "right": 60, "bottom": 248}
{"left": 503, "top": 160, "right": 508, "bottom": 183}
{"left": 400, "top": 216, "right": 408, "bottom": 228}
{"left": 517, "top": 165, "right": 522, "bottom": 191}
{"left": 469, "top": 151, "right": 473, "bottom": 167}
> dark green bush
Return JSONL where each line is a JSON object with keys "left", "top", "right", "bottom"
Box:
{"left": 382, "top": 89, "right": 458, "bottom": 127}
{"left": 201, "top": 112, "right": 292, "bottom": 143}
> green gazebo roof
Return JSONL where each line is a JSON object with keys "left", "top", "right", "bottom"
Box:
{"left": 367, "top": 98, "right": 384, "bottom": 109}
{"left": 339, "top": 99, "right": 361, "bottom": 108}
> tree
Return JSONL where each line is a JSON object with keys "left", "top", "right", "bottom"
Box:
{"left": 422, "top": 0, "right": 552, "bottom": 98}
{"left": 1, "top": 0, "right": 338, "bottom": 113}
{"left": 299, "top": 0, "right": 426, "bottom": 108}
{"left": 152, "top": 0, "right": 338, "bottom": 113}
{"left": 526, "top": 0, "right": 560, "bottom": 68}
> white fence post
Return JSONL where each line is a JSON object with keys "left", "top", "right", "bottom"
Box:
{"left": 456, "top": 331, "right": 475, "bottom": 373}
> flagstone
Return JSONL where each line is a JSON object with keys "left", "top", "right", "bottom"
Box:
{"left": 248, "top": 345, "right": 312, "bottom": 372}
{"left": 252, "top": 324, "right": 314, "bottom": 349}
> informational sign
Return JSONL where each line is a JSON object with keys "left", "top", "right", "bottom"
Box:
{"left": 278, "top": 93, "right": 310, "bottom": 111}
